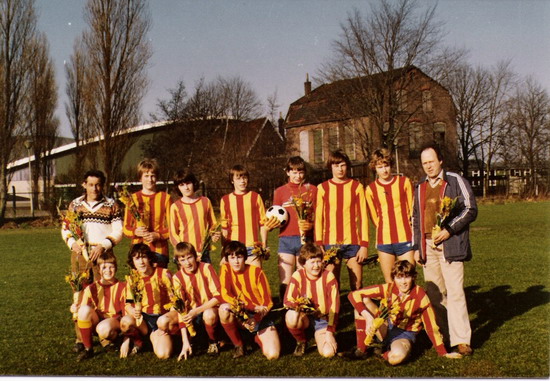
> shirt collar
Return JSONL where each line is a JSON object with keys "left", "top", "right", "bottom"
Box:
{"left": 426, "top": 170, "right": 444, "bottom": 187}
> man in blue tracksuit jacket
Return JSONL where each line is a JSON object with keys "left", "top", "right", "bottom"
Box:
{"left": 412, "top": 144, "right": 477, "bottom": 357}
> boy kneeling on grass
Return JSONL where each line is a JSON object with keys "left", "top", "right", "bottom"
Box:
{"left": 219, "top": 241, "right": 280, "bottom": 360}
{"left": 347, "top": 260, "right": 462, "bottom": 364}
{"left": 158, "top": 242, "right": 222, "bottom": 361}
{"left": 284, "top": 243, "right": 339, "bottom": 358}
{"left": 120, "top": 244, "right": 173, "bottom": 359}
{"left": 76, "top": 252, "right": 126, "bottom": 361}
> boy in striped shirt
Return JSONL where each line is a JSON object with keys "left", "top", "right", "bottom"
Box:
{"left": 284, "top": 243, "right": 339, "bottom": 358}
{"left": 315, "top": 150, "right": 369, "bottom": 291}
{"left": 76, "top": 252, "right": 126, "bottom": 361}
{"left": 365, "top": 149, "right": 415, "bottom": 283}
{"left": 219, "top": 241, "right": 280, "bottom": 360}
{"left": 220, "top": 165, "right": 276, "bottom": 267}
{"left": 169, "top": 169, "right": 219, "bottom": 263}
{"left": 347, "top": 260, "right": 461, "bottom": 363}
{"left": 120, "top": 244, "right": 173, "bottom": 359}
{"left": 123, "top": 159, "right": 171, "bottom": 268}
{"left": 157, "top": 242, "right": 222, "bottom": 360}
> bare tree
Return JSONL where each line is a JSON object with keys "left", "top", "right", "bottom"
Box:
{"left": 149, "top": 79, "right": 188, "bottom": 123}
{"left": 68, "top": 0, "right": 152, "bottom": 191}
{"left": 504, "top": 77, "right": 550, "bottom": 196}
{"left": 317, "top": 0, "right": 444, "bottom": 155}
{"left": 25, "top": 32, "right": 59, "bottom": 209}
{"left": 0, "top": 0, "right": 37, "bottom": 224}
{"left": 216, "top": 75, "right": 262, "bottom": 121}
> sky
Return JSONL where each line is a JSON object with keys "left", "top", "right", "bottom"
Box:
{"left": 35, "top": 0, "right": 550, "bottom": 138}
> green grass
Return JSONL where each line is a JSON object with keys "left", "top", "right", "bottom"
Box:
{"left": 0, "top": 201, "right": 548, "bottom": 377}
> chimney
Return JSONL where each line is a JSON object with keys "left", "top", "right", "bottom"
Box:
{"left": 278, "top": 112, "right": 285, "bottom": 139}
{"left": 304, "top": 73, "right": 312, "bottom": 96}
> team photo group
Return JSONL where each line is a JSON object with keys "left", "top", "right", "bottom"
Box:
{"left": 61, "top": 142, "right": 477, "bottom": 366}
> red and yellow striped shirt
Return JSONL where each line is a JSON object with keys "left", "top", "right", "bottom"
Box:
{"left": 172, "top": 262, "right": 222, "bottom": 310}
{"left": 365, "top": 176, "right": 413, "bottom": 245}
{"left": 315, "top": 179, "right": 369, "bottom": 246}
{"left": 284, "top": 268, "right": 340, "bottom": 332}
{"left": 123, "top": 191, "right": 171, "bottom": 256}
{"left": 125, "top": 267, "right": 172, "bottom": 315}
{"left": 81, "top": 280, "right": 126, "bottom": 319}
{"left": 169, "top": 197, "right": 217, "bottom": 251}
{"left": 220, "top": 191, "right": 266, "bottom": 247}
{"left": 348, "top": 282, "right": 447, "bottom": 355}
{"left": 219, "top": 263, "right": 273, "bottom": 311}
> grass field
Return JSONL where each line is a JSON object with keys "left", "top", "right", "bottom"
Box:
{"left": 0, "top": 201, "right": 549, "bottom": 377}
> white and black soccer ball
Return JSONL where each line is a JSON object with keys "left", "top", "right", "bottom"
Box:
{"left": 266, "top": 205, "right": 289, "bottom": 227}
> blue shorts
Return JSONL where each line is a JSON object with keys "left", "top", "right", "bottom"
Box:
{"left": 385, "top": 323, "right": 418, "bottom": 346}
{"left": 153, "top": 252, "right": 169, "bottom": 268}
{"left": 278, "top": 236, "right": 303, "bottom": 255}
{"left": 244, "top": 313, "right": 275, "bottom": 333}
{"left": 324, "top": 244, "right": 360, "bottom": 260}
{"left": 309, "top": 316, "right": 329, "bottom": 332}
{"left": 377, "top": 241, "right": 413, "bottom": 256}
{"left": 142, "top": 312, "right": 161, "bottom": 332}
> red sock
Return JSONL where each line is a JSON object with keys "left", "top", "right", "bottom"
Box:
{"left": 125, "top": 327, "right": 143, "bottom": 348}
{"left": 288, "top": 328, "right": 306, "bottom": 343}
{"left": 221, "top": 322, "right": 243, "bottom": 347}
{"left": 77, "top": 320, "right": 93, "bottom": 349}
{"left": 205, "top": 322, "right": 218, "bottom": 342}
{"left": 355, "top": 319, "right": 367, "bottom": 352}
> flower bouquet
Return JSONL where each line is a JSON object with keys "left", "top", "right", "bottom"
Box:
{"left": 199, "top": 221, "right": 222, "bottom": 262}
{"left": 291, "top": 185, "right": 314, "bottom": 244}
{"left": 164, "top": 285, "right": 196, "bottom": 337}
{"left": 364, "top": 296, "right": 401, "bottom": 347}
{"left": 251, "top": 241, "right": 270, "bottom": 261}
{"left": 322, "top": 245, "right": 341, "bottom": 266}
{"left": 117, "top": 184, "right": 149, "bottom": 228}
{"left": 65, "top": 268, "right": 90, "bottom": 319}
{"left": 286, "top": 296, "right": 318, "bottom": 315}
{"left": 229, "top": 293, "right": 255, "bottom": 332}
{"left": 58, "top": 206, "right": 89, "bottom": 261}
{"left": 431, "top": 196, "right": 458, "bottom": 248}
{"left": 126, "top": 269, "right": 145, "bottom": 326}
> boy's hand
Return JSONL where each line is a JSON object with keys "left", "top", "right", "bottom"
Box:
{"left": 133, "top": 305, "right": 142, "bottom": 320}
{"left": 264, "top": 216, "right": 281, "bottom": 230}
{"left": 297, "top": 219, "right": 313, "bottom": 232}
{"left": 254, "top": 305, "right": 268, "bottom": 319}
{"left": 143, "top": 232, "right": 159, "bottom": 244}
{"left": 355, "top": 247, "right": 368, "bottom": 264}
{"left": 211, "top": 231, "right": 221, "bottom": 242}
{"left": 178, "top": 344, "right": 192, "bottom": 361}
{"left": 135, "top": 226, "right": 148, "bottom": 237}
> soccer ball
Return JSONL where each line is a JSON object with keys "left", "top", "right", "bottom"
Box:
{"left": 266, "top": 205, "right": 289, "bottom": 227}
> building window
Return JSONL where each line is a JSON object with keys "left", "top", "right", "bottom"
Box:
{"left": 434, "top": 122, "right": 446, "bottom": 147}
{"left": 328, "top": 127, "right": 339, "bottom": 153}
{"left": 397, "top": 90, "right": 407, "bottom": 112}
{"left": 342, "top": 124, "right": 356, "bottom": 160}
{"left": 299, "top": 130, "right": 309, "bottom": 162}
{"left": 422, "top": 90, "right": 432, "bottom": 112}
{"left": 313, "top": 129, "right": 324, "bottom": 164}
{"left": 409, "top": 122, "right": 422, "bottom": 158}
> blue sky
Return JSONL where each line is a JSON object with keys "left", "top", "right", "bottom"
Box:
{"left": 36, "top": 0, "right": 550, "bottom": 138}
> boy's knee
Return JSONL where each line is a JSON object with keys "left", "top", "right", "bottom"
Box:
{"left": 219, "top": 304, "right": 231, "bottom": 322}
{"left": 203, "top": 308, "right": 218, "bottom": 325}
{"left": 77, "top": 305, "right": 93, "bottom": 320}
{"left": 120, "top": 316, "right": 132, "bottom": 332}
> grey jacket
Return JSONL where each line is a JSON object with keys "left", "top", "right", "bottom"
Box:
{"left": 412, "top": 171, "right": 477, "bottom": 263}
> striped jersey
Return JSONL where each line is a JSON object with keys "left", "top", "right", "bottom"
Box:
{"left": 220, "top": 191, "right": 266, "bottom": 247}
{"left": 62, "top": 195, "right": 123, "bottom": 250}
{"left": 348, "top": 282, "right": 447, "bottom": 355}
{"left": 219, "top": 263, "right": 273, "bottom": 311}
{"left": 284, "top": 268, "right": 340, "bottom": 332}
{"left": 172, "top": 262, "right": 222, "bottom": 310}
{"left": 81, "top": 279, "right": 126, "bottom": 319}
{"left": 365, "top": 176, "right": 413, "bottom": 245}
{"left": 123, "top": 191, "right": 171, "bottom": 255}
{"left": 315, "top": 179, "right": 369, "bottom": 246}
{"left": 273, "top": 182, "right": 317, "bottom": 237}
{"left": 125, "top": 267, "right": 172, "bottom": 315}
{"left": 169, "top": 197, "right": 217, "bottom": 251}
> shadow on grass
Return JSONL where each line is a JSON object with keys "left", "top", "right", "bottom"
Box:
{"left": 466, "top": 285, "right": 550, "bottom": 349}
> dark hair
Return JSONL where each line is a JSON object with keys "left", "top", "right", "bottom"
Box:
{"left": 229, "top": 165, "right": 249, "bottom": 184}
{"left": 369, "top": 148, "right": 393, "bottom": 170}
{"left": 419, "top": 143, "right": 443, "bottom": 162}
{"left": 173, "top": 242, "right": 198, "bottom": 269}
{"left": 391, "top": 260, "right": 417, "bottom": 280}
{"left": 127, "top": 243, "right": 156, "bottom": 269}
{"left": 285, "top": 156, "right": 306, "bottom": 172}
{"left": 297, "top": 243, "right": 323, "bottom": 266}
{"left": 222, "top": 240, "right": 248, "bottom": 260}
{"left": 173, "top": 169, "right": 199, "bottom": 196}
{"left": 83, "top": 170, "right": 106, "bottom": 185}
{"left": 326, "top": 150, "right": 351, "bottom": 171}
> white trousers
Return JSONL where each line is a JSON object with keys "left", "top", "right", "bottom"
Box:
{"left": 422, "top": 240, "right": 471, "bottom": 347}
